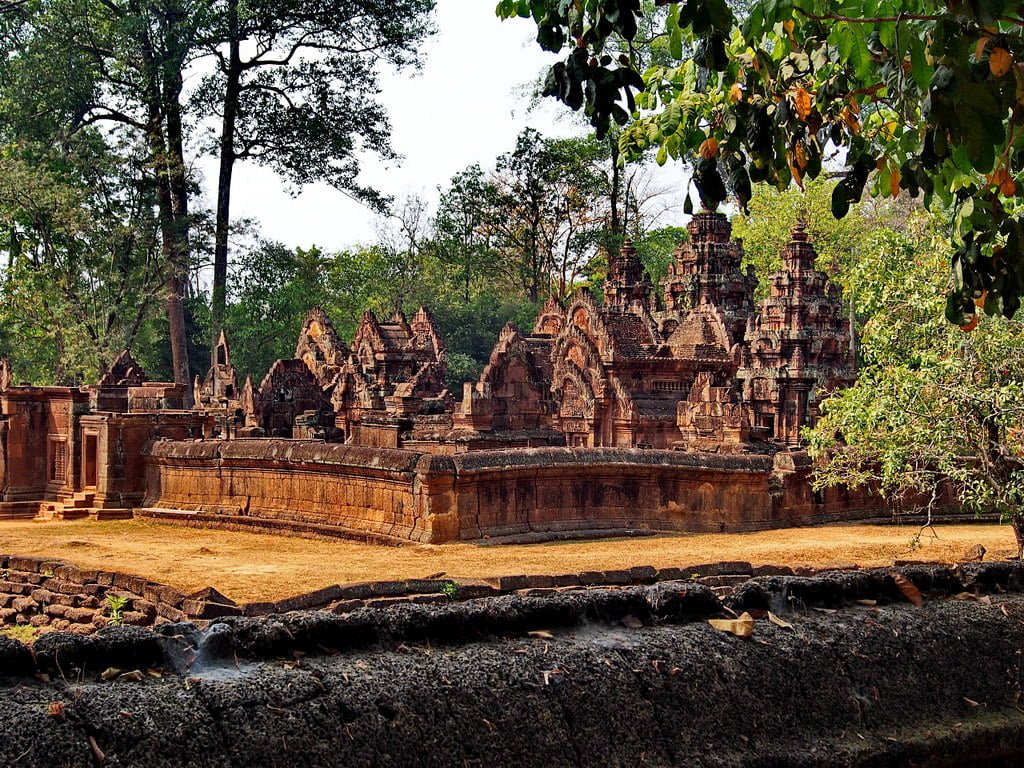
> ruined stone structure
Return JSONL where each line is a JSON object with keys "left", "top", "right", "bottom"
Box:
{"left": 0, "top": 214, "right": 870, "bottom": 541}
{"left": 450, "top": 213, "right": 854, "bottom": 452}
{"left": 0, "top": 356, "right": 206, "bottom": 521}
{"left": 326, "top": 307, "right": 451, "bottom": 448}
{"left": 194, "top": 331, "right": 241, "bottom": 410}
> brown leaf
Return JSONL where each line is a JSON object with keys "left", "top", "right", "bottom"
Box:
{"left": 100, "top": 667, "right": 121, "bottom": 682}
{"left": 621, "top": 614, "right": 644, "bottom": 629}
{"left": 840, "top": 106, "right": 860, "bottom": 134}
{"left": 708, "top": 612, "right": 755, "bottom": 638}
{"left": 699, "top": 137, "right": 719, "bottom": 160}
{"left": 890, "top": 166, "right": 901, "bottom": 198}
{"left": 990, "top": 47, "right": 1013, "bottom": 77}
{"left": 892, "top": 572, "right": 924, "bottom": 607}
{"left": 527, "top": 630, "right": 554, "bottom": 640}
{"left": 783, "top": 19, "right": 796, "bottom": 45}
{"left": 959, "top": 314, "right": 980, "bottom": 333}
{"left": 88, "top": 735, "right": 105, "bottom": 766}
{"left": 47, "top": 701, "right": 65, "bottom": 719}
{"left": 768, "top": 612, "right": 794, "bottom": 630}
{"left": 975, "top": 35, "right": 991, "bottom": 62}
{"left": 794, "top": 86, "right": 812, "bottom": 120}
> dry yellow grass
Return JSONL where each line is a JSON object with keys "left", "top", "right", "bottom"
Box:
{"left": 0, "top": 519, "right": 1015, "bottom": 603}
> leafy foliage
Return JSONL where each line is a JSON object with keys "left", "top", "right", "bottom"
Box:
{"left": 731, "top": 176, "right": 942, "bottom": 306}
{"left": 0, "top": 136, "right": 166, "bottom": 384}
{"left": 806, "top": 223, "right": 1024, "bottom": 555}
{"left": 498, "top": 0, "right": 1024, "bottom": 324}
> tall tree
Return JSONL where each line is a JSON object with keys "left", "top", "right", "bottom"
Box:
{"left": 0, "top": 0, "right": 204, "bottom": 398}
{"left": 483, "top": 129, "right": 611, "bottom": 301}
{"left": 197, "top": 0, "right": 435, "bottom": 360}
{"left": 431, "top": 165, "right": 496, "bottom": 301}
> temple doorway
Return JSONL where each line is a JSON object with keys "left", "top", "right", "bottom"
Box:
{"left": 83, "top": 433, "right": 98, "bottom": 489}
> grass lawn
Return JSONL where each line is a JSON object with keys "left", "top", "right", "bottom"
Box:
{"left": 0, "top": 518, "right": 1014, "bottom": 604}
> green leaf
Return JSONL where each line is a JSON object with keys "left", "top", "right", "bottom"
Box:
{"left": 908, "top": 34, "right": 930, "bottom": 91}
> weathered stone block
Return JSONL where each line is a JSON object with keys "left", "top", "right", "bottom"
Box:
{"left": 274, "top": 585, "right": 343, "bottom": 614}
{"left": 155, "top": 603, "right": 186, "bottom": 622}
{"left": 628, "top": 565, "right": 659, "bottom": 584}
{"left": 30, "top": 588, "right": 55, "bottom": 604}
{"left": 655, "top": 567, "right": 685, "bottom": 582}
{"left": 578, "top": 570, "right": 632, "bottom": 586}
{"left": 0, "top": 581, "right": 31, "bottom": 596}
{"left": 11, "top": 596, "right": 37, "bottom": 614}
{"left": 65, "top": 607, "right": 96, "bottom": 624}
{"left": 241, "top": 602, "right": 275, "bottom": 617}
{"left": 143, "top": 584, "right": 186, "bottom": 608}
{"left": 753, "top": 564, "right": 795, "bottom": 577}
{"left": 337, "top": 583, "right": 373, "bottom": 600}
{"left": 367, "top": 581, "right": 410, "bottom": 597}
{"left": 182, "top": 599, "right": 241, "bottom": 620}
{"left": 112, "top": 573, "right": 149, "bottom": 595}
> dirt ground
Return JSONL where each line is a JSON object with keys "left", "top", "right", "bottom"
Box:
{"left": 0, "top": 518, "right": 1015, "bottom": 603}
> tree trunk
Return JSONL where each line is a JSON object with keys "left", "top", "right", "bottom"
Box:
{"left": 609, "top": 134, "right": 620, "bottom": 235}
{"left": 135, "top": 0, "right": 192, "bottom": 403}
{"left": 1012, "top": 513, "right": 1024, "bottom": 560}
{"left": 161, "top": 23, "right": 194, "bottom": 406}
{"left": 211, "top": 0, "right": 240, "bottom": 363}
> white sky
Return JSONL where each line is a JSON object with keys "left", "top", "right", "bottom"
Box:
{"left": 195, "top": 0, "right": 689, "bottom": 253}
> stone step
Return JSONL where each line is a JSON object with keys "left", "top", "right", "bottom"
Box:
{"left": 55, "top": 508, "right": 90, "bottom": 521}
{"left": 0, "top": 501, "right": 43, "bottom": 520}
{"left": 90, "top": 508, "right": 133, "bottom": 521}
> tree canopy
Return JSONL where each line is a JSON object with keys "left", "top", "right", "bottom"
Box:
{"left": 805, "top": 210, "right": 1024, "bottom": 555}
{"left": 498, "top": 0, "right": 1024, "bottom": 326}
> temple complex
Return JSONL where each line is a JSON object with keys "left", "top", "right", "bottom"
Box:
{"left": 449, "top": 212, "right": 854, "bottom": 452}
{"left": 0, "top": 214, "right": 868, "bottom": 540}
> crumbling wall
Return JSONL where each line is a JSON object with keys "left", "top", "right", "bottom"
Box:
{"left": 0, "top": 555, "right": 236, "bottom": 634}
{"left": 1, "top": 564, "right": 1024, "bottom": 767}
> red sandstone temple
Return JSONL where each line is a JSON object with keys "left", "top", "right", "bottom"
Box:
{"left": 0, "top": 213, "right": 869, "bottom": 541}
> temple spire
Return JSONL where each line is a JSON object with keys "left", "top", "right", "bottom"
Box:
{"left": 603, "top": 239, "right": 651, "bottom": 310}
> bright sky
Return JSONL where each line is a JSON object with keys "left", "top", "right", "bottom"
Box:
{"left": 195, "top": 1, "right": 689, "bottom": 253}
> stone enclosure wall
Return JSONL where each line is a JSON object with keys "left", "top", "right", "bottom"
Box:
{"left": 140, "top": 439, "right": 890, "bottom": 543}
{"left": 0, "top": 555, "right": 239, "bottom": 635}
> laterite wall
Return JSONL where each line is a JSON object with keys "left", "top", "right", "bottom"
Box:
{"left": 141, "top": 441, "right": 891, "bottom": 543}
